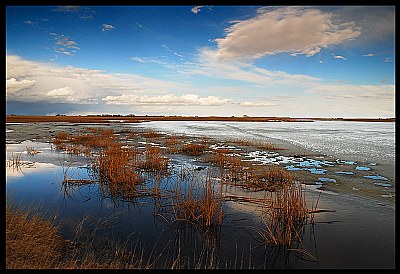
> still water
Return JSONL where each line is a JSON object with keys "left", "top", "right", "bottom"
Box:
{"left": 5, "top": 122, "right": 395, "bottom": 268}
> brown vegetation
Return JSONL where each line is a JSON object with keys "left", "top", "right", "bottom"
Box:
{"left": 154, "top": 169, "right": 223, "bottom": 229}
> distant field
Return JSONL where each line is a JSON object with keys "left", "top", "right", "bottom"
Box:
{"left": 5, "top": 115, "right": 395, "bottom": 123}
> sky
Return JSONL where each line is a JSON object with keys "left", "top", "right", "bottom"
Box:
{"left": 6, "top": 5, "right": 395, "bottom": 118}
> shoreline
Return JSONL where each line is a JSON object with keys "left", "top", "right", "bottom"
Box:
{"left": 6, "top": 115, "right": 395, "bottom": 123}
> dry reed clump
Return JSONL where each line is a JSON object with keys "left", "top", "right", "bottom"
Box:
{"left": 243, "top": 165, "right": 294, "bottom": 191}
{"left": 182, "top": 142, "right": 207, "bottom": 156}
{"left": 254, "top": 182, "right": 310, "bottom": 248}
{"left": 228, "top": 138, "right": 281, "bottom": 151}
{"left": 6, "top": 202, "right": 65, "bottom": 269}
{"left": 6, "top": 201, "right": 148, "bottom": 269}
{"left": 92, "top": 144, "right": 143, "bottom": 198}
{"left": 204, "top": 149, "right": 244, "bottom": 182}
{"left": 164, "top": 134, "right": 184, "bottom": 154}
{"left": 138, "top": 144, "right": 170, "bottom": 171}
{"left": 26, "top": 146, "right": 40, "bottom": 155}
{"left": 155, "top": 169, "right": 223, "bottom": 229}
{"left": 142, "top": 129, "right": 164, "bottom": 140}
{"left": 53, "top": 128, "right": 120, "bottom": 156}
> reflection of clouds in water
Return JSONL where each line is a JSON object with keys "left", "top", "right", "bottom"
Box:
{"left": 6, "top": 161, "right": 59, "bottom": 179}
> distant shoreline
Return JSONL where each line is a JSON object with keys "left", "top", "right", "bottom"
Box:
{"left": 5, "top": 115, "right": 395, "bottom": 123}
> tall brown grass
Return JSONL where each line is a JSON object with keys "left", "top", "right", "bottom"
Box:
{"left": 6, "top": 200, "right": 149, "bottom": 269}
{"left": 228, "top": 138, "right": 281, "bottom": 150}
{"left": 182, "top": 142, "right": 207, "bottom": 156}
{"left": 92, "top": 144, "right": 143, "bottom": 199}
{"left": 245, "top": 180, "right": 313, "bottom": 257}
{"left": 243, "top": 165, "right": 294, "bottom": 191}
{"left": 155, "top": 168, "right": 223, "bottom": 229}
{"left": 139, "top": 144, "right": 170, "bottom": 171}
{"left": 6, "top": 202, "right": 65, "bottom": 269}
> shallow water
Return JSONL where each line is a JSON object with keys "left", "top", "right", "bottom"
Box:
{"left": 5, "top": 122, "right": 395, "bottom": 268}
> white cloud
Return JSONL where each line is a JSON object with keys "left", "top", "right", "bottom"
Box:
{"left": 214, "top": 6, "right": 361, "bottom": 59}
{"left": 6, "top": 78, "right": 36, "bottom": 95}
{"left": 363, "top": 53, "right": 375, "bottom": 57}
{"left": 333, "top": 55, "right": 347, "bottom": 60}
{"left": 45, "top": 87, "right": 84, "bottom": 103}
{"left": 102, "top": 24, "right": 115, "bottom": 31}
{"left": 191, "top": 6, "right": 203, "bottom": 14}
{"left": 5, "top": 54, "right": 199, "bottom": 105}
{"left": 103, "top": 93, "right": 233, "bottom": 106}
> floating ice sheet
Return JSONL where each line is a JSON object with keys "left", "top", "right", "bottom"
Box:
{"left": 364, "top": 175, "right": 389, "bottom": 181}
{"left": 318, "top": 177, "right": 337, "bottom": 183}
{"left": 335, "top": 171, "right": 354, "bottom": 175}
{"left": 374, "top": 182, "right": 392, "bottom": 187}
{"left": 308, "top": 168, "right": 328, "bottom": 174}
{"left": 355, "top": 166, "right": 371, "bottom": 171}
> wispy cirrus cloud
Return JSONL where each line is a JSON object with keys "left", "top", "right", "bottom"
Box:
{"left": 213, "top": 6, "right": 361, "bottom": 60}
{"left": 181, "top": 48, "right": 321, "bottom": 88}
{"left": 305, "top": 83, "right": 395, "bottom": 100}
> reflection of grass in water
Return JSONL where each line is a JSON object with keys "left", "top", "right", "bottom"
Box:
{"left": 6, "top": 152, "right": 24, "bottom": 169}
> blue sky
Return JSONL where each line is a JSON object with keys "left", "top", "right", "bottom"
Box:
{"left": 6, "top": 5, "right": 395, "bottom": 117}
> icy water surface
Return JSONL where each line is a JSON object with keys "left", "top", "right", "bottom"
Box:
{"left": 135, "top": 120, "right": 395, "bottom": 168}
